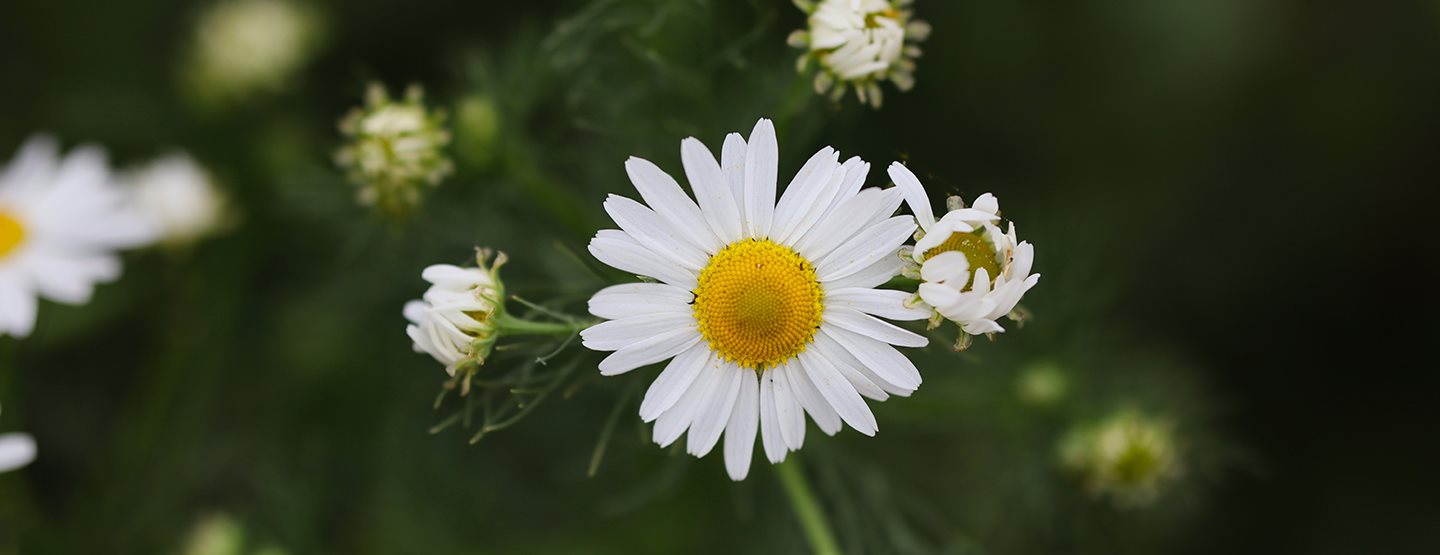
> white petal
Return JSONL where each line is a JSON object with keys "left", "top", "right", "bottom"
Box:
{"left": 816, "top": 216, "right": 917, "bottom": 282}
{"left": 588, "top": 283, "right": 693, "bottom": 320}
{"left": 770, "top": 147, "right": 838, "bottom": 244}
{"left": 721, "top": 133, "right": 747, "bottom": 202}
{"left": 681, "top": 138, "right": 742, "bottom": 244}
{"left": 588, "top": 230, "right": 698, "bottom": 289}
{"left": 796, "top": 187, "right": 904, "bottom": 262}
{"left": 824, "top": 251, "right": 905, "bottom": 290}
{"left": 787, "top": 358, "right": 843, "bottom": 435}
{"left": 0, "top": 433, "right": 37, "bottom": 473}
{"left": 603, "top": 195, "right": 708, "bottom": 270}
{"left": 769, "top": 365, "right": 806, "bottom": 450}
{"left": 920, "top": 251, "right": 971, "bottom": 284}
{"left": 581, "top": 313, "right": 697, "bottom": 351}
{"left": 826, "top": 287, "right": 929, "bottom": 321}
{"left": 687, "top": 363, "right": 744, "bottom": 457}
{"left": 742, "top": 119, "right": 778, "bottom": 239}
{"left": 798, "top": 351, "right": 877, "bottom": 436}
{"left": 625, "top": 157, "right": 720, "bottom": 252}
{"left": 652, "top": 352, "right": 726, "bottom": 447}
{"left": 887, "top": 162, "right": 935, "bottom": 230}
{"left": 759, "top": 372, "right": 788, "bottom": 463}
{"left": 0, "top": 277, "right": 38, "bottom": 338}
{"left": 825, "top": 307, "right": 928, "bottom": 348}
{"left": 639, "top": 343, "right": 711, "bottom": 422}
{"left": 723, "top": 370, "right": 760, "bottom": 480}
{"left": 820, "top": 326, "right": 923, "bottom": 391}
{"left": 596, "top": 329, "right": 701, "bottom": 376}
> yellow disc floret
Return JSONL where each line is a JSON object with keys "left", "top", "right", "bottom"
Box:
{"left": 0, "top": 209, "right": 25, "bottom": 259}
{"left": 926, "top": 229, "right": 1001, "bottom": 291}
{"left": 693, "top": 239, "right": 825, "bottom": 370}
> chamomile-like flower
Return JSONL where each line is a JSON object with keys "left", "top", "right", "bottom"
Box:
{"left": 335, "top": 82, "right": 453, "bottom": 217}
{"left": 127, "top": 152, "right": 229, "bottom": 247}
{"left": 1061, "top": 410, "right": 1182, "bottom": 507}
{"left": 890, "top": 162, "right": 1039, "bottom": 349}
{"left": 583, "top": 118, "right": 930, "bottom": 480}
{"left": 788, "top": 0, "right": 931, "bottom": 108}
{"left": 0, "top": 432, "right": 35, "bottom": 473}
{"left": 404, "top": 251, "right": 506, "bottom": 380}
{"left": 0, "top": 404, "right": 36, "bottom": 474}
{"left": 0, "top": 136, "right": 155, "bottom": 338}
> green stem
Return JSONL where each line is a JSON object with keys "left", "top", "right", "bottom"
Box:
{"left": 776, "top": 457, "right": 842, "bottom": 555}
{"left": 495, "top": 313, "right": 588, "bottom": 337}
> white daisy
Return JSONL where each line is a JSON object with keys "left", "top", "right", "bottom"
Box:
{"left": 0, "top": 432, "right": 36, "bottom": 473}
{"left": 583, "top": 118, "right": 930, "bottom": 480}
{"left": 127, "top": 152, "right": 229, "bottom": 247}
{"left": 890, "top": 162, "right": 1039, "bottom": 347}
{"left": 185, "top": 0, "right": 321, "bottom": 106}
{"left": 789, "top": 0, "right": 931, "bottom": 108}
{"left": 0, "top": 403, "right": 36, "bottom": 474}
{"left": 0, "top": 136, "right": 155, "bottom": 338}
{"left": 335, "top": 82, "right": 454, "bottom": 217}
{"left": 404, "top": 254, "right": 504, "bottom": 377}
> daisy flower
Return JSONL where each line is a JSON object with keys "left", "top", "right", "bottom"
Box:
{"left": 1061, "top": 410, "right": 1182, "bottom": 507}
{"left": 127, "top": 152, "right": 229, "bottom": 247}
{"left": 405, "top": 251, "right": 505, "bottom": 384}
{"left": 0, "top": 404, "right": 35, "bottom": 474}
{"left": 184, "top": 0, "right": 322, "bottom": 107}
{"left": 0, "top": 432, "right": 36, "bottom": 473}
{"left": 335, "top": 82, "right": 453, "bottom": 217}
{"left": 788, "top": 0, "right": 931, "bottom": 108}
{"left": 405, "top": 249, "right": 587, "bottom": 393}
{"left": 889, "top": 162, "right": 1039, "bottom": 349}
{"left": 0, "top": 136, "right": 155, "bottom": 338}
{"left": 583, "top": 118, "right": 930, "bottom": 480}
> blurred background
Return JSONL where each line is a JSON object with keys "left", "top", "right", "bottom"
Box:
{"left": 2, "top": 0, "right": 1437, "bottom": 553}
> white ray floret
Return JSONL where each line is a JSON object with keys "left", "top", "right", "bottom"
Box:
{"left": 583, "top": 118, "right": 930, "bottom": 480}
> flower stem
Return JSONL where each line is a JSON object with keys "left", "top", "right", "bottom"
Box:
{"left": 776, "top": 457, "right": 841, "bottom": 555}
{"left": 495, "top": 313, "right": 588, "bottom": 336}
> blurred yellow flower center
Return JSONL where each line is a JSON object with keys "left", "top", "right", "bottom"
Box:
{"left": 693, "top": 239, "right": 824, "bottom": 370}
{"left": 928, "top": 230, "right": 1001, "bottom": 291}
{"left": 0, "top": 209, "right": 25, "bottom": 258}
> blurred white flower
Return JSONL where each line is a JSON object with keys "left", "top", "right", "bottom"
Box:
{"left": 0, "top": 432, "right": 36, "bottom": 473}
{"left": 0, "top": 136, "right": 155, "bottom": 338}
{"left": 128, "top": 153, "right": 229, "bottom": 247}
{"left": 404, "top": 251, "right": 505, "bottom": 378}
{"left": 583, "top": 118, "right": 929, "bottom": 480}
{"left": 789, "top": 0, "right": 931, "bottom": 108}
{"left": 185, "top": 0, "right": 322, "bottom": 107}
{"left": 890, "top": 162, "right": 1039, "bottom": 349}
{"left": 1061, "top": 410, "right": 1182, "bottom": 507}
{"left": 335, "top": 83, "right": 453, "bottom": 217}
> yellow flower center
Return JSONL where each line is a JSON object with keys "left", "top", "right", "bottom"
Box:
{"left": 926, "top": 230, "right": 1001, "bottom": 291}
{"left": 0, "top": 208, "right": 25, "bottom": 259}
{"left": 693, "top": 239, "right": 824, "bottom": 370}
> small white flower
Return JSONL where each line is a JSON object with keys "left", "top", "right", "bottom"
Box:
{"left": 789, "top": 0, "right": 931, "bottom": 108}
{"left": 0, "top": 136, "right": 155, "bottom": 338}
{"left": 127, "top": 152, "right": 229, "bottom": 247}
{"left": 890, "top": 162, "right": 1039, "bottom": 346}
{"left": 185, "top": 0, "right": 321, "bottom": 106}
{"left": 335, "top": 83, "right": 454, "bottom": 216}
{"left": 1061, "top": 410, "right": 1182, "bottom": 507}
{"left": 584, "top": 118, "right": 930, "bottom": 480}
{"left": 0, "top": 403, "right": 36, "bottom": 474}
{"left": 0, "top": 432, "right": 36, "bottom": 473}
{"left": 404, "top": 252, "right": 504, "bottom": 377}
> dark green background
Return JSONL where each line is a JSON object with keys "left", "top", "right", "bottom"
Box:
{"left": 1, "top": 0, "right": 1436, "bottom": 553}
